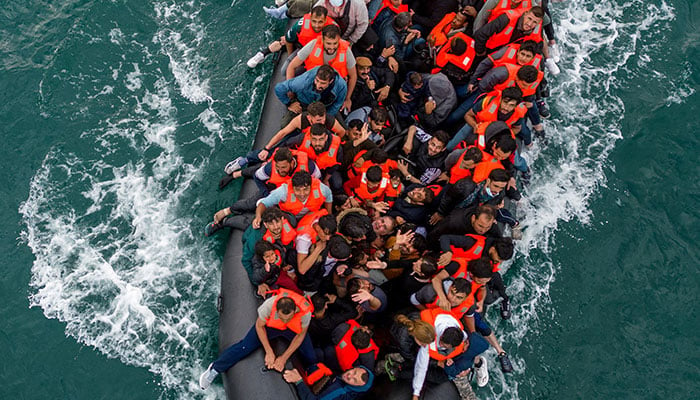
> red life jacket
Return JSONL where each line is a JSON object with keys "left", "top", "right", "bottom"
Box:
{"left": 353, "top": 171, "right": 389, "bottom": 202}
{"left": 372, "top": 0, "right": 409, "bottom": 23}
{"left": 295, "top": 209, "right": 329, "bottom": 245}
{"left": 449, "top": 234, "right": 487, "bottom": 260}
{"left": 303, "top": 363, "right": 333, "bottom": 386}
{"left": 298, "top": 132, "right": 342, "bottom": 170}
{"left": 304, "top": 38, "right": 351, "bottom": 78}
{"left": 432, "top": 32, "right": 476, "bottom": 74}
{"left": 487, "top": 0, "right": 533, "bottom": 22}
{"left": 420, "top": 309, "right": 466, "bottom": 361}
{"left": 264, "top": 289, "right": 314, "bottom": 334}
{"left": 472, "top": 151, "right": 506, "bottom": 184}
{"left": 474, "top": 91, "right": 528, "bottom": 128}
{"left": 488, "top": 42, "right": 543, "bottom": 70}
{"left": 384, "top": 181, "right": 403, "bottom": 207}
{"left": 263, "top": 218, "right": 298, "bottom": 247}
{"left": 268, "top": 150, "right": 310, "bottom": 188}
{"left": 448, "top": 148, "right": 476, "bottom": 184}
{"left": 492, "top": 64, "right": 543, "bottom": 97}
{"left": 485, "top": 8, "right": 543, "bottom": 51}
{"left": 335, "top": 320, "right": 380, "bottom": 371}
{"left": 279, "top": 178, "right": 326, "bottom": 216}
{"left": 428, "top": 13, "right": 460, "bottom": 48}
{"left": 297, "top": 14, "right": 337, "bottom": 47}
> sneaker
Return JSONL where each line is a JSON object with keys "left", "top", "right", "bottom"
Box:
{"left": 204, "top": 222, "right": 222, "bottom": 237}
{"left": 224, "top": 156, "right": 247, "bottom": 175}
{"left": 386, "top": 353, "right": 405, "bottom": 364}
{"left": 537, "top": 99, "right": 550, "bottom": 119}
{"left": 219, "top": 174, "right": 235, "bottom": 189}
{"left": 247, "top": 51, "right": 266, "bottom": 68}
{"left": 545, "top": 58, "right": 560, "bottom": 75}
{"left": 275, "top": 0, "right": 287, "bottom": 6}
{"left": 498, "top": 353, "right": 514, "bottom": 373}
{"left": 549, "top": 43, "right": 561, "bottom": 63}
{"left": 263, "top": 4, "right": 288, "bottom": 19}
{"left": 511, "top": 225, "right": 523, "bottom": 240}
{"left": 500, "top": 300, "right": 512, "bottom": 320}
{"left": 474, "top": 357, "right": 489, "bottom": 387}
{"left": 199, "top": 363, "right": 218, "bottom": 389}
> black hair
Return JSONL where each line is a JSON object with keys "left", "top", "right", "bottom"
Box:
{"left": 464, "top": 146, "right": 483, "bottom": 163}
{"left": 451, "top": 278, "right": 470, "bottom": 294}
{"left": 310, "top": 123, "right": 327, "bottom": 136}
{"left": 316, "top": 65, "right": 336, "bottom": 81}
{"left": 417, "top": 255, "right": 438, "bottom": 277}
{"left": 368, "top": 148, "right": 389, "bottom": 164}
{"left": 450, "top": 37, "right": 467, "bottom": 56}
{"left": 346, "top": 277, "right": 363, "bottom": 295}
{"left": 311, "top": 292, "right": 330, "bottom": 311}
{"left": 475, "top": 204, "right": 496, "bottom": 220}
{"left": 333, "top": 193, "right": 350, "bottom": 211}
{"left": 516, "top": 65, "right": 539, "bottom": 83}
{"left": 347, "top": 119, "right": 364, "bottom": 130}
{"left": 529, "top": 6, "right": 544, "bottom": 19}
{"left": 273, "top": 147, "right": 294, "bottom": 163}
{"left": 432, "top": 130, "right": 450, "bottom": 146}
{"left": 488, "top": 168, "right": 509, "bottom": 183}
{"left": 328, "top": 235, "right": 352, "bottom": 259}
{"left": 468, "top": 258, "right": 494, "bottom": 279}
{"left": 322, "top": 24, "right": 341, "bottom": 39}
{"left": 412, "top": 234, "right": 428, "bottom": 254}
{"left": 343, "top": 223, "right": 367, "bottom": 240}
{"left": 261, "top": 207, "right": 285, "bottom": 223}
{"left": 310, "top": 5, "right": 328, "bottom": 17}
{"left": 254, "top": 240, "right": 276, "bottom": 258}
{"left": 493, "top": 237, "right": 514, "bottom": 260}
{"left": 350, "top": 328, "right": 372, "bottom": 349}
{"left": 394, "top": 12, "right": 412, "bottom": 30}
{"left": 318, "top": 214, "right": 337, "bottom": 234}
{"left": 307, "top": 101, "right": 327, "bottom": 116}
{"left": 366, "top": 165, "right": 383, "bottom": 183}
{"left": 518, "top": 40, "right": 539, "bottom": 56}
{"left": 501, "top": 87, "right": 523, "bottom": 103}
{"left": 291, "top": 170, "right": 312, "bottom": 187}
{"left": 408, "top": 71, "right": 422, "bottom": 86}
{"left": 277, "top": 297, "right": 297, "bottom": 314}
{"left": 389, "top": 168, "right": 403, "bottom": 180}
{"left": 495, "top": 134, "right": 517, "bottom": 153}
{"left": 441, "top": 327, "right": 464, "bottom": 347}
{"left": 369, "top": 107, "right": 388, "bottom": 124}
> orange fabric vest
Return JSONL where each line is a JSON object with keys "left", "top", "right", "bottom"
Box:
{"left": 450, "top": 234, "right": 487, "bottom": 260}
{"left": 432, "top": 32, "right": 476, "bottom": 74}
{"left": 263, "top": 218, "right": 297, "bottom": 246}
{"left": 448, "top": 149, "right": 475, "bottom": 184}
{"left": 354, "top": 172, "right": 389, "bottom": 202}
{"left": 297, "top": 14, "right": 337, "bottom": 47}
{"left": 265, "top": 289, "right": 314, "bottom": 334}
{"left": 372, "top": 0, "right": 409, "bottom": 23}
{"left": 279, "top": 178, "right": 326, "bottom": 216}
{"left": 492, "top": 64, "right": 543, "bottom": 97}
{"left": 428, "top": 13, "right": 459, "bottom": 48}
{"left": 488, "top": 42, "right": 543, "bottom": 69}
{"left": 474, "top": 91, "right": 528, "bottom": 128}
{"left": 304, "top": 38, "right": 350, "bottom": 78}
{"left": 472, "top": 150, "right": 505, "bottom": 183}
{"left": 384, "top": 181, "right": 403, "bottom": 207}
{"left": 303, "top": 363, "right": 333, "bottom": 386}
{"left": 268, "top": 150, "right": 310, "bottom": 187}
{"left": 335, "top": 320, "right": 380, "bottom": 371}
{"left": 420, "top": 309, "right": 467, "bottom": 361}
{"left": 298, "top": 132, "right": 342, "bottom": 170}
{"left": 485, "top": 8, "right": 543, "bottom": 50}
{"left": 487, "top": 0, "right": 533, "bottom": 22}
{"left": 295, "top": 209, "right": 329, "bottom": 245}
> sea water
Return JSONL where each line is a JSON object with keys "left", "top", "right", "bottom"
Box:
{"left": 1, "top": 0, "right": 698, "bottom": 399}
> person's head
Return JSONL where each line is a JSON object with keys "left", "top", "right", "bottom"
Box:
{"left": 448, "top": 37, "right": 467, "bottom": 56}
{"left": 365, "top": 165, "right": 383, "bottom": 191}
{"left": 460, "top": 146, "right": 483, "bottom": 170}
{"left": 350, "top": 326, "right": 373, "bottom": 349}
{"left": 408, "top": 71, "right": 423, "bottom": 89}
{"left": 346, "top": 119, "right": 364, "bottom": 141}
{"left": 276, "top": 297, "right": 297, "bottom": 322}
{"left": 254, "top": 240, "right": 278, "bottom": 264}
{"left": 428, "top": 131, "right": 449, "bottom": 156}
{"left": 412, "top": 255, "right": 438, "bottom": 277}
{"left": 389, "top": 0, "right": 402, "bottom": 7}
{"left": 316, "top": 214, "right": 337, "bottom": 241}
{"left": 521, "top": 7, "right": 544, "bottom": 32}
{"left": 347, "top": 277, "right": 373, "bottom": 295}
{"left": 517, "top": 40, "right": 538, "bottom": 65}
{"left": 321, "top": 25, "right": 341, "bottom": 55}
{"left": 491, "top": 133, "right": 516, "bottom": 160}
{"left": 307, "top": 101, "right": 327, "bottom": 124}
{"left": 340, "top": 367, "right": 371, "bottom": 387}
{"left": 447, "top": 278, "right": 470, "bottom": 306}
{"left": 451, "top": 11, "right": 469, "bottom": 30}
{"left": 407, "top": 186, "right": 434, "bottom": 205}
{"left": 368, "top": 148, "right": 389, "bottom": 164}
{"left": 440, "top": 326, "right": 464, "bottom": 349}
{"left": 470, "top": 205, "right": 496, "bottom": 234}
{"left": 467, "top": 258, "right": 493, "bottom": 284}
{"left": 372, "top": 215, "right": 397, "bottom": 236}
{"left": 311, "top": 293, "right": 330, "bottom": 317}
{"left": 500, "top": 87, "right": 523, "bottom": 114}
{"left": 395, "top": 314, "right": 436, "bottom": 346}
{"left": 291, "top": 170, "right": 313, "bottom": 202}
{"left": 490, "top": 237, "right": 514, "bottom": 262}
{"left": 328, "top": 235, "right": 352, "bottom": 260}
{"left": 368, "top": 107, "right": 388, "bottom": 131}
{"left": 515, "top": 65, "right": 539, "bottom": 91}
{"left": 309, "top": 123, "right": 330, "bottom": 153}
{"left": 485, "top": 168, "right": 509, "bottom": 196}
{"left": 356, "top": 56, "right": 373, "bottom": 78}
{"left": 261, "top": 207, "right": 286, "bottom": 235}
{"left": 309, "top": 6, "right": 329, "bottom": 33}
{"left": 314, "top": 65, "right": 336, "bottom": 91}
{"left": 389, "top": 168, "right": 403, "bottom": 187}
{"left": 273, "top": 147, "right": 295, "bottom": 177}
{"left": 393, "top": 12, "right": 412, "bottom": 32}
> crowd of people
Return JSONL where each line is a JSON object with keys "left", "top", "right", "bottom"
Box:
{"left": 199, "top": 0, "right": 561, "bottom": 398}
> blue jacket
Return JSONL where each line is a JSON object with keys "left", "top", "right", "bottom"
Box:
{"left": 275, "top": 67, "right": 347, "bottom": 116}
{"left": 295, "top": 366, "right": 374, "bottom": 400}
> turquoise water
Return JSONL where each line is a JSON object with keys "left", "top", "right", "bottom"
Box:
{"left": 1, "top": 0, "right": 698, "bottom": 399}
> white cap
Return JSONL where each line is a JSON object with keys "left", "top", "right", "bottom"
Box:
{"left": 329, "top": 0, "right": 343, "bottom": 7}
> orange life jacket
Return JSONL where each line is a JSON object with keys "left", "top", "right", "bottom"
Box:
{"left": 279, "top": 178, "right": 327, "bottom": 216}
{"left": 487, "top": 0, "right": 533, "bottom": 22}
{"left": 448, "top": 148, "right": 476, "bottom": 184}
{"left": 268, "top": 150, "right": 310, "bottom": 187}
{"left": 335, "top": 320, "right": 380, "bottom": 371}
{"left": 432, "top": 32, "right": 476, "bottom": 74}
{"left": 304, "top": 38, "right": 351, "bottom": 79}
{"left": 295, "top": 209, "right": 330, "bottom": 245}
{"left": 263, "top": 218, "right": 298, "bottom": 246}
{"left": 303, "top": 363, "right": 333, "bottom": 386}
{"left": 428, "top": 13, "right": 461, "bottom": 48}
{"left": 264, "top": 289, "right": 314, "bottom": 334}
{"left": 449, "top": 234, "right": 487, "bottom": 260}
{"left": 384, "top": 181, "right": 403, "bottom": 207}
{"left": 420, "top": 309, "right": 467, "bottom": 361}
{"left": 298, "top": 131, "right": 342, "bottom": 170}
{"left": 297, "top": 14, "right": 338, "bottom": 47}
{"left": 472, "top": 150, "right": 506, "bottom": 183}
{"left": 474, "top": 91, "right": 528, "bottom": 128}
{"left": 488, "top": 42, "right": 543, "bottom": 70}
{"left": 353, "top": 171, "right": 389, "bottom": 202}
{"left": 372, "top": 0, "right": 409, "bottom": 23}
{"left": 492, "top": 64, "right": 543, "bottom": 97}
{"left": 485, "top": 8, "right": 543, "bottom": 51}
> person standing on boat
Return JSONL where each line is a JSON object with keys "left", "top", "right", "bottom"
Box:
{"left": 275, "top": 65, "right": 348, "bottom": 126}
{"left": 198, "top": 289, "right": 317, "bottom": 389}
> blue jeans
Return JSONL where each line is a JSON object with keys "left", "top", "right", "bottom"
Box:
{"left": 446, "top": 89, "right": 482, "bottom": 126}
{"left": 212, "top": 325, "right": 317, "bottom": 373}
{"left": 443, "top": 331, "right": 489, "bottom": 379}
{"left": 447, "top": 123, "right": 475, "bottom": 150}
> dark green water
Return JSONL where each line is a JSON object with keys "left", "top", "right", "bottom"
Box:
{"left": 1, "top": 0, "right": 697, "bottom": 399}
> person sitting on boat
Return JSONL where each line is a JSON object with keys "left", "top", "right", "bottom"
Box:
{"left": 340, "top": 120, "right": 378, "bottom": 176}
{"left": 439, "top": 146, "right": 483, "bottom": 194}
{"left": 346, "top": 276, "right": 388, "bottom": 315}
{"left": 430, "top": 33, "right": 477, "bottom": 92}
{"left": 345, "top": 106, "right": 392, "bottom": 145}
{"left": 295, "top": 210, "right": 338, "bottom": 272}
{"left": 381, "top": 255, "right": 438, "bottom": 312}
{"left": 413, "top": 73, "right": 458, "bottom": 131}
{"left": 386, "top": 184, "right": 436, "bottom": 226}
{"left": 410, "top": 276, "right": 476, "bottom": 320}
{"left": 472, "top": 120, "right": 529, "bottom": 186}
{"left": 314, "top": 0, "right": 369, "bottom": 46}
{"left": 308, "top": 292, "right": 359, "bottom": 347}
{"left": 283, "top": 123, "right": 343, "bottom": 194}
{"left": 371, "top": 0, "right": 409, "bottom": 31}
{"left": 297, "top": 234, "right": 352, "bottom": 293}
{"left": 252, "top": 239, "right": 303, "bottom": 296}
{"left": 254, "top": 170, "right": 333, "bottom": 228}
{"left": 427, "top": 204, "right": 502, "bottom": 244}
{"left": 275, "top": 65, "right": 348, "bottom": 124}
{"left": 253, "top": 147, "right": 322, "bottom": 195}
{"left": 398, "top": 128, "right": 450, "bottom": 185}
{"left": 376, "top": 12, "right": 424, "bottom": 63}
{"left": 282, "top": 365, "right": 374, "bottom": 400}
{"left": 382, "top": 223, "right": 428, "bottom": 262}
{"left": 320, "top": 319, "right": 380, "bottom": 372}
{"left": 348, "top": 55, "right": 396, "bottom": 114}
{"left": 426, "top": 8, "right": 471, "bottom": 49}
{"left": 472, "top": 6, "right": 544, "bottom": 55}
{"left": 286, "top": 25, "right": 357, "bottom": 113}
{"left": 198, "top": 288, "right": 317, "bottom": 389}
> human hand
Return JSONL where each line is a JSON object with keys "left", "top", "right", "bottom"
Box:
{"left": 507, "top": 177, "right": 516, "bottom": 190}
{"left": 258, "top": 148, "right": 269, "bottom": 161}
{"left": 366, "top": 260, "right": 387, "bottom": 270}
{"left": 446, "top": 358, "right": 454, "bottom": 366}
{"left": 381, "top": 45, "right": 396, "bottom": 58}
{"left": 372, "top": 201, "right": 390, "bottom": 214}
{"left": 387, "top": 57, "right": 399, "bottom": 73}
{"left": 288, "top": 101, "right": 302, "bottom": 113}
{"left": 264, "top": 352, "right": 276, "bottom": 369}
{"left": 438, "top": 251, "right": 452, "bottom": 266}
{"left": 375, "top": 86, "right": 390, "bottom": 102}
{"left": 437, "top": 296, "right": 451, "bottom": 311}
{"left": 272, "top": 356, "right": 287, "bottom": 372}
{"left": 397, "top": 159, "right": 410, "bottom": 175}
{"left": 399, "top": 89, "right": 411, "bottom": 103}
{"left": 429, "top": 212, "right": 444, "bottom": 225}
{"left": 395, "top": 229, "right": 415, "bottom": 246}
{"left": 366, "top": 79, "right": 376, "bottom": 90}
{"left": 463, "top": 6, "right": 477, "bottom": 16}
{"left": 341, "top": 98, "right": 352, "bottom": 113}
{"left": 425, "top": 99, "right": 437, "bottom": 114}
{"left": 402, "top": 140, "right": 413, "bottom": 155}
{"left": 351, "top": 289, "right": 373, "bottom": 303}
{"left": 257, "top": 283, "right": 270, "bottom": 297}
{"left": 252, "top": 216, "right": 262, "bottom": 229}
